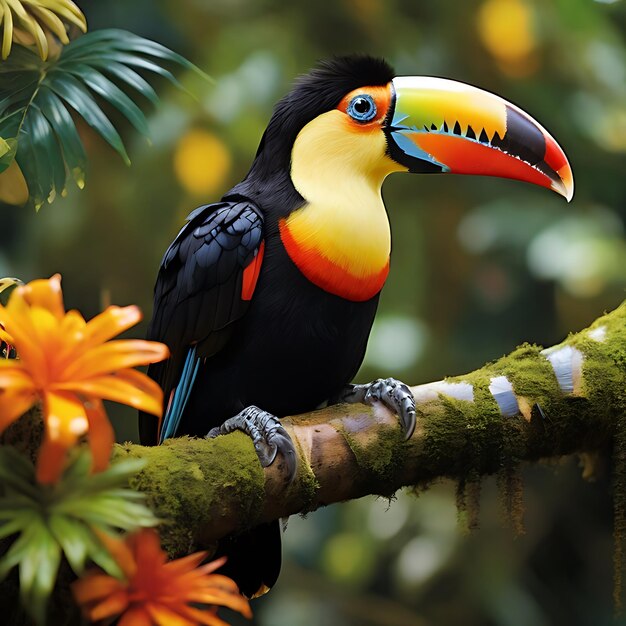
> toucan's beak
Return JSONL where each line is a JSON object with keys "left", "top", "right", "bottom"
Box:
{"left": 386, "top": 77, "right": 574, "bottom": 202}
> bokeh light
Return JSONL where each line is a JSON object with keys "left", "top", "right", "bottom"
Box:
{"left": 476, "top": 0, "right": 539, "bottom": 76}
{"left": 173, "top": 128, "right": 232, "bottom": 196}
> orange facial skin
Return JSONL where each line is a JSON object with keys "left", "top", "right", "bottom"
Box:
{"left": 337, "top": 85, "right": 393, "bottom": 129}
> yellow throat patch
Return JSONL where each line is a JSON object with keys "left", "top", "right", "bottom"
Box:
{"left": 281, "top": 89, "right": 404, "bottom": 302}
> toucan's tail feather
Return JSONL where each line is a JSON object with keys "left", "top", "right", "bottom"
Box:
{"left": 159, "top": 346, "right": 200, "bottom": 443}
{"left": 216, "top": 521, "right": 282, "bottom": 599}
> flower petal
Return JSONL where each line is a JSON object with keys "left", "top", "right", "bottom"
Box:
{"left": 55, "top": 375, "right": 163, "bottom": 416}
{"left": 28, "top": 305, "right": 63, "bottom": 355}
{"left": 145, "top": 602, "right": 196, "bottom": 626}
{"left": 162, "top": 551, "right": 210, "bottom": 576}
{"left": 131, "top": 529, "right": 167, "bottom": 572}
{"left": 88, "top": 589, "right": 130, "bottom": 621}
{"left": 43, "top": 391, "right": 88, "bottom": 445}
{"left": 82, "top": 305, "right": 142, "bottom": 351}
{"left": 0, "top": 390, "right": 37, "bottom": 432}
{"left": 177, "top": 605, "right": 234, "bottom": 626}
{"left": 53, "top": 309, "right": 88, "bottom": 371}
{"left": 21, "top": 274, "right": 65, "bottom": 319}
{"left": 114, "top": 368, "right": 164, "bottom": 399}
{"left": 185, "top": 589, "right": 252, "bottom": 617}
{"left": 0, "top": 325, "right": 14, "bottom": 345}
{"left": 85, "top": 398, "right": 114, "bottom": 473}
{"left": 72, "top": 574, "right": 124, "bottom": 604}
{"left": 36, "top": 437, "right": 67, "bottom": 484}
{"left": 118, "top": 606, "right": 153, "bottom": 626}
{"left": 94, "top": 529, "right": 137, "bottom": 580}
{"left": 62, "top": 340, "right": 169, "bottom": 381}
{"left": 0, "top": 362, "right": 36, "bottom": 393}
{"left": 0, "top": 300, "right": 47, "bottom": 377}
{"left": 36, "top": 392, "right": 88, "bottom": 483}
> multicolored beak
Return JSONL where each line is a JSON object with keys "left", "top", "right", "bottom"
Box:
{"left": 385, "top": 77, "right": 574, "bottom": 202}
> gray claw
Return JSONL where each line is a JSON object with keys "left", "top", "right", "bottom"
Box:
{"left": 207, "top": 406, "right": 297, "bottom": 482}
{"left": 337, "top": 377, "right": 416, "bottom": 440}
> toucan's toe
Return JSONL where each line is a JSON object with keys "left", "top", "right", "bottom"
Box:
{"left": 207, "top": 406, "right": 297, "bottom": 482}
{"left": 337, "top": 378, "right": 416, "bottom": 439}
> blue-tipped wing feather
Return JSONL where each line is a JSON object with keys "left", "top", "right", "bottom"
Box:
{"left": 138, "top": 199, "right": 264, "bottom": 446}
{"left": 159, "top": 346, "right": 200, "bottom": 442}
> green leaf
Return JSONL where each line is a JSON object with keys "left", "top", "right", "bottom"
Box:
{"left": 82, "top": 51, "right": 184, "bottom": 90}
{"left": 77, "top": 526, "right": 124, "bottom": 579}
{"left": 19, "top": 519, "right": 61, "bottom": 626}
{"left": 47, "top": 72, "right": 130, "bottom": 165}
{"left": 97, "top": 61, "right": 159, "bottom": 105}
{"left": 79, "top": 457, "right": 146, "bottom": 490}
{"left": 0, "top": 513, "right": 31, "bottom": 541}
{"left": 47, "top": 514, "right": 88, "bottom": 575}
{"left": 54, "top": 446, "right": 91, "bottom": 487}
{"left": 0, "top": 520, "right": 40, "bottom": 580}
{"left": 37, "top": 87, "right": 87, "bottom": 188}
{"left": 59, "top": 496, "right": 152, "bottom": 529}
{"left": 68, "top": 64, "right": 150, "bottom": 137}
{"left": 0, "top": 28, "right": 208, "bottom": 208}
{"left": 0, "top": 449, "right": 158, "bottom": 621}
{"left": 22, "top": 107, "right": 66, "bottom": 203}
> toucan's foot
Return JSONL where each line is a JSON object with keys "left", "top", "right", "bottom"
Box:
{"left": 336, "top": 378, "right": 416, "bottom": 440}
{"left": 207, "top": 406, "right": 297, "bottom": 481}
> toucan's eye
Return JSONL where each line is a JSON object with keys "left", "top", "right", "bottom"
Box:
{"left": 347, "top": 94, "right": 377, "bottom": 122}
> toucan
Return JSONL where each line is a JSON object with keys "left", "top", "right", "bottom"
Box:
{"left": 139, "top": 55, "right": 573, "bottom": 598}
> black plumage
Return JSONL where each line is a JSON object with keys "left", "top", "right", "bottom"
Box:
{"left": 140, "top": 56, "right": 394, "bottom": 598}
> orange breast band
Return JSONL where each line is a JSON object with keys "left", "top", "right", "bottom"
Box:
{"left": 279, "top": 219, "right": 388, "bottom": 302}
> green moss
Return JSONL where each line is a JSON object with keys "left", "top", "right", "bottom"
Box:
{"left": 114, "top": 432, "right": 264, "bottom": 556}
{"left": 562, "top": 304, "right": 626, "bottom": 609}
{"left": 339, "top": 423, "right": 408, "bottom": 497}
{"left": 456, "top": 475, "right": 482, "bottom": 534}
{"left": 292, "top": 440, "right": 320, "bottom": 514}
{"left": 496, "top": 465, "right": 525, "bottom": 536}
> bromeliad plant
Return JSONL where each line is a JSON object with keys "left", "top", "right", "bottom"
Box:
{"left": 0, "top": 276, "right": 252, "bottom": 625}
{"left": 0, "top": 274, "right": 168, "bottom": 483}
{"left": 0, "top": 4, "right": 252, "bottom": 624}
{"left": 0, "top": 274, "right": 167, "bottom": 623}
{"left": 0, "top": 447, "right": 159, "bottom": 625}
{"left": 73, "top": 528, "right": 253, "bottom": 626}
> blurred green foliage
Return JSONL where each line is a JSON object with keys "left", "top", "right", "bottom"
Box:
{"left": 0, "top": 0, "right": 625, "bottom": 624}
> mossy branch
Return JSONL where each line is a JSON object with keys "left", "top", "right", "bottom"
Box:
{"left": 112, "top": 302, "right": 626, "bottom": 557}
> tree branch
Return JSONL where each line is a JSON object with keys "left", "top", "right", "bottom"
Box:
{"left": 114, "top": 302, "right": 626, "bottom": 555}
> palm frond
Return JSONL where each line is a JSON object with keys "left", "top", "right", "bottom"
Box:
{"left": 0, "top": 28, "right": 208, "bottom": 209}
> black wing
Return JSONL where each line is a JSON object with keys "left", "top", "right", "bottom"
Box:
{"left": 139, "top": 198, "right": 264, "bottom": 444}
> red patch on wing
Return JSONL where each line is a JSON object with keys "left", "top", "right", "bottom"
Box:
{"left": 241, "top": 241, "right": 265, "bottom": 301}
{"left": 279, "top": 220, "right": 388, "bottom": 302}
{"left": 415, "top": 133, "right": 553, "bottom": 191}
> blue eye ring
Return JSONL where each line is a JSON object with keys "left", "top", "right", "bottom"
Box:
{"left": 347, "top": 94, "right": 377, "bottom": 122}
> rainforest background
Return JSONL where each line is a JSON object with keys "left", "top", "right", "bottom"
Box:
{"left": 1, "top": 1, "right": 625, "bottom": 624}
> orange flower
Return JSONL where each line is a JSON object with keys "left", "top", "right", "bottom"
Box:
{"left": 0, "top": 275, "right": 169, "bottom": 483}
{"left": 0, "top": 277, "right": 18, "bottom": 357}
{"left": 73, "top": 529, "right": 252, "bottom": 626}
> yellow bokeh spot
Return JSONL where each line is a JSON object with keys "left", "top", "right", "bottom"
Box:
{"left": 477, "top": 0, "right": 538, "bottom": 76}
{"left": 173, "top": 129, "right": 232, "bottom": 196}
